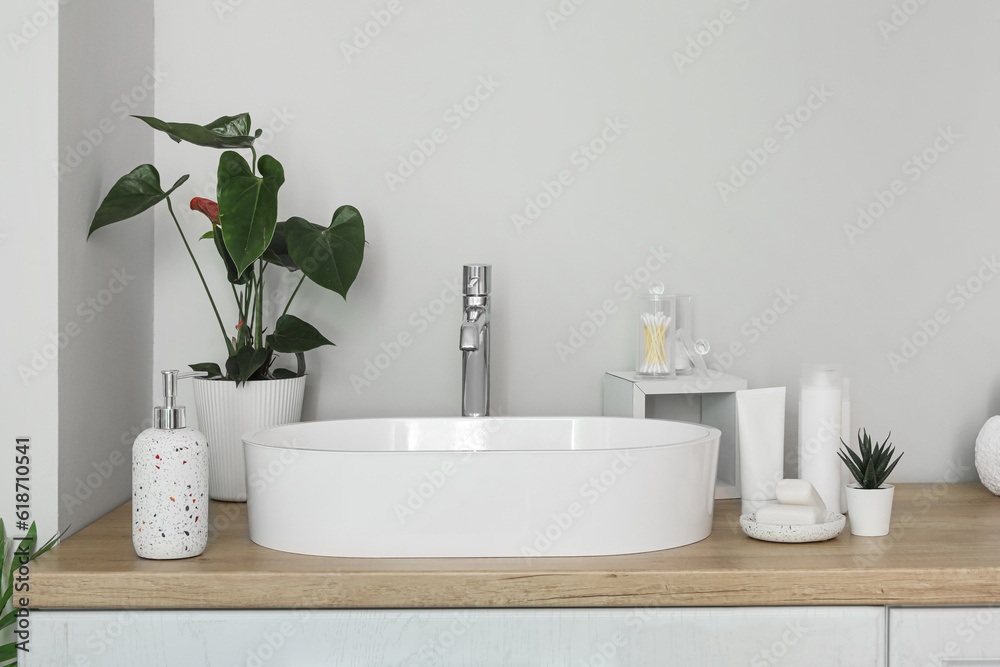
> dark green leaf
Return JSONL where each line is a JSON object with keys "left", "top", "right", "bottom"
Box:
{"left": 0, "top": 644, "right": 16, "bottom": 661}
{"left": 272, "top": 367, "right": 300, "bottom": 379}
{"left": 840, "top": 438, "right": 866, "bottom": 470}
{"left": 214, "top": 228, "right": 253, "bottom": 285}
{"left": 218, "top": 152, "right": 284, "bottom": 275}
{"left": 28, "top": 525, "right": 66, "bottom": 562}
{"left": 203, "top": 113, "right": 252, "bottom": 139}
{"left": 285, "top": 205, "right": 365, "bottom": 298}
{"left": 876, "top": 452, "right": 903, "bottom": 488}
{"left": 133, "top": 114, "right": 256, "bottom": 149}
{"left": 267, "top": 314, "right": 334, "bottom": 353}
{"left": 225, "top": 354, "right": 241, "bottom": 384}
{"left": 190, "top": 363, "right": 223, "bottom": 379}
{"left": 262, "top": 220, "right": 299, "bottom": 271}
{"left": 236, "top": 346, "right": 268, "bottom": 386}
{"left": 89, "top": 166, "right": 189, "bottom": 238}
{"left": 838, "top": 450, "right": 863, "bottom": 486}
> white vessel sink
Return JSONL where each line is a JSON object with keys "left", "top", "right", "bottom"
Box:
{"left": 243, "top": 417, "right": 720, "bottom": 558}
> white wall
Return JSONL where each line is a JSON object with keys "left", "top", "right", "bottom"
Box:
{"left": 153, "top": 0, "right": 1000, "bottom": 482}
{"left": 0, "top": 0, "right": 154, "bottom": 539}
{"left": 1, "top": 0, "right": 61, "bottom": 540}
{"left": 57, "top": 0, "right": 155, "bottom": 536}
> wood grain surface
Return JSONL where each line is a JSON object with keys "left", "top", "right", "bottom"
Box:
{"left": 27, "top": 483, "right": 1000, "bottom": 608}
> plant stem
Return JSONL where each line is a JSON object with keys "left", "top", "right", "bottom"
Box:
{"left": 230, "top": 283, "right": 241, "bottom": 320}
{"left": 255, "top": 260, "right": 265, "bottom": 345}
{"left": 282, "top": 275, "right": 306, "bottom": 317}
{"left": 250, "top": 146, "right": 258, "bottom": 175}
{"left": 167, "top": 197, "right": 235, "bottom": 357}
{"left": 243, "top": 280, "right": 253, "bottom": 346}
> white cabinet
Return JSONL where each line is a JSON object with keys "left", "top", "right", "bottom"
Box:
{"left": 889, "top": 607, "right": 1000, "bottom": 667}
{"left": 25, "top": 607, "right": 885, "bottom": 667}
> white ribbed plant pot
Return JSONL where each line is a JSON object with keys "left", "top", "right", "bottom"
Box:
{"left": 193, "top": 376, "right": 306, "bottom": 501}
{"left": 845, "top": 483, "right": 894, "bottom": 537}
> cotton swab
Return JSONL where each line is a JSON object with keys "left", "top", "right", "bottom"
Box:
{"left": 639, "top": 312, "right": 671, "bottom": 375}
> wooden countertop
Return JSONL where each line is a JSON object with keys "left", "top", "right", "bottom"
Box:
{"left": 29, "top": 483, "right": 1000, "bottom": 609}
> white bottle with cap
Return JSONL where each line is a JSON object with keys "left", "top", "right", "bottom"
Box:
{"left": 133, "top": 370, "right": 210, "bottom": 559}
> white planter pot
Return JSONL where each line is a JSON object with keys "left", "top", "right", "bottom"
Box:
{"left": 845, "top": 483, "right": 894, "bottom": 537}
{"left": 193, "top": 376, "right": 306, "bottom": 501}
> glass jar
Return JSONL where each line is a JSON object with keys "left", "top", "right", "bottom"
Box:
{"left": 636, "top": 292, "right": 675, "bottom": 378}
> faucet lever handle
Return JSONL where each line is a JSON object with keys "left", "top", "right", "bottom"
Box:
{"left": 463, "top": 264, "right": 491, "bottom": 296}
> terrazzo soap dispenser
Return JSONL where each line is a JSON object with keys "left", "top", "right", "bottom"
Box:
{"left": 133, "top": 370, "right": 209, "bottom": 559}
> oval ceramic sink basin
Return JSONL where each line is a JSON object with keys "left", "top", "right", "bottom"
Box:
{"left": 243, "top": 417, "right": 720, "bottom": 558}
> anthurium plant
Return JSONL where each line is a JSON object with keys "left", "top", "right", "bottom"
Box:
{"left": 88, "top": 113, "right": 365, "bottom": 384}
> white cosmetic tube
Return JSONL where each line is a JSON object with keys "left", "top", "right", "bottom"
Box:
{"left": 736, "top": 387, "right": 786, "bottom": 515}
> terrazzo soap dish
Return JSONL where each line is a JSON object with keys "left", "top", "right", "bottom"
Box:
{"left": 739, "top": 479, "right": 845, "bottom": 543}
{"left": 740, "top": 511, "right": 846, "bottom": 543}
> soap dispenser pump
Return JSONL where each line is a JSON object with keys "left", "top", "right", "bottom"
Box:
{"left": 133, "top": 370, "right": 209, "bottom": 559}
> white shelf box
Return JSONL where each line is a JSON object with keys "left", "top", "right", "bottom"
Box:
{"left": 603, "top": 371, "right": 747, "bottom": 499}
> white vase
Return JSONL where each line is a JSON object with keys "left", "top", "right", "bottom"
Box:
{"left": 845, "top": 483, "right": 894, "bottom": 537}
{"left": 975, "top": 416, "right": 1000, "bottom": 495}
{"left": 193, "top": 376, "right": 306, "bottom": 501}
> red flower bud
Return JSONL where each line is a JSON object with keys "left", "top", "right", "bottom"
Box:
{"left": 190, "top": 197, "right": 220, "bottom": 225}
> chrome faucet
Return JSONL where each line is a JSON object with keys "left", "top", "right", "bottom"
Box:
{"left": 460, "top": 264, "right": 491, "bottom": 417}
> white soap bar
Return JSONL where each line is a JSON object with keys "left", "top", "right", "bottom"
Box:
{"left": 755, "top": 503, "right": 825, "bottom": 526}
{"left": 775, "top": 478, "right": 827, "bottom": 513}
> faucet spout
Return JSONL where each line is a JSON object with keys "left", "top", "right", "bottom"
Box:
{"left": 460, "top": 308, "right": 486, "bottom": 351}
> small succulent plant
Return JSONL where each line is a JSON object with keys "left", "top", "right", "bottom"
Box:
{"left": 838, "top": 428, "right": 903, "bottom": 490}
